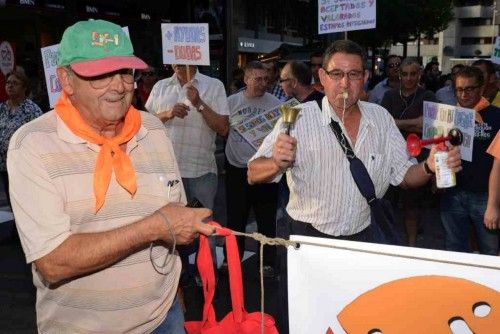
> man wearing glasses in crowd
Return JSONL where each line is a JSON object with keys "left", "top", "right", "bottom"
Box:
{"left": 440, "top": 66, "right": 500, "bottom": 256}
{"left": 368, "top": 54, "right": 402, "bottom": 105}
{"left": 7, "top": 19, "right": 215, "bottom": 333}
{"left": 247, "top": 40, "right": 462, "bottom": 333}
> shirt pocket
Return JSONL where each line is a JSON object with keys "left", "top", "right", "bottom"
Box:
{"left": 158, "top": 172, "right": 183, "bottom": 203}
{"left": 366, "top": 153, "right": 384, "bottom": 179}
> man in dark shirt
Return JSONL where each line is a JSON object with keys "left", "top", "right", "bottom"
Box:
{"left": 381, "top": 58, "right": 437, "bottom": 247}
{"left": 280, "top": 60, "right": 325, "bottom": 104}
{"left": 441, "top": 66, "right": 499, "bottom": 255}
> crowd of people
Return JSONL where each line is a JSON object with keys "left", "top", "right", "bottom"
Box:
{"left": 1, "top": 18, "right": 498, "bottom": 334}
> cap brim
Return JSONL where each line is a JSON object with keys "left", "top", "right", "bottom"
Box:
{"left": 70, "top": 56, "right": 148, "bottom": 77}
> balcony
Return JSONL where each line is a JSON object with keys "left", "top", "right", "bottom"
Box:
{"left": 456, "top": 5, "right": 494, "bottom": 18}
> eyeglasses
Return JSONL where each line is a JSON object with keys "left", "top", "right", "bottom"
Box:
{"left": 455, "top": 86, "right": 480, "bottom": 94}
{"left": 324, "top": 69, "right": 364, "bottom": 81}
{"left": 69, "top": 68, "right": 134, "bottom": 89}
{"left": 387, "top": 62, "right": 401, "bottom": 69}
{"left": 279, "top": 78, "right": 292, "bottom": 83}
{"left": 141, "top": 72, "right": 156, "bottom": 77}
{"left": 252, "top": 76, "right": 268, "bottom": 83}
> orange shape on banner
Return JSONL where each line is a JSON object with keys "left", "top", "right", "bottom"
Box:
{"left": 337, "top": 275, "right": 499, "bottom": 333}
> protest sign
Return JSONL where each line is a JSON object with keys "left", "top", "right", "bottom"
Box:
{"left": 161, "top": 23, "right": 210, "bottom": 66}
{"left": 423, "top": 101, "right": 475, "bottom": 161}
{"left": 0, "top": 41, "right": 15, "bottom": 76}
{"left": 233, "top": 98, "right": 299, "bottom": 150}
{"left": 318, "top": 0, "right": 376, "bottom": 34}
{"left": 288, "top": 235, "right": 500, "bottom": 334}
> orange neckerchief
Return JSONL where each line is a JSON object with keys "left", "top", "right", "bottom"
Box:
{"left": 55, "top": 92, "right": 141, "bottom": 212}
{"left": 473, "top": 96, "right": 490, "bottom": 124}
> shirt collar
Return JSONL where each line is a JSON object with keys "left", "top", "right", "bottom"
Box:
{"left": 318, "top": 96, "right": 375, "bottom": 128}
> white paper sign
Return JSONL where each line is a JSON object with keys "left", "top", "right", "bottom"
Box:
{"left": 161, "top": 23, "right": 210, "bottom": 66}
{"left": 233, "top": 98, "right": 299, "bottom": 150}
{"left": 318, "top": 0, "right": 376, "bottom": 35}
{"left": 288, "top": 235, "right": 500, "bottom": 334}
{"left": 422, "top": 101, "right": 475, "bottom": 162}
{"left": 41, "top": 44, "right": 61, "bottom": 108}
{"left": 491, "top": 36, "right": 500, "bottom": 65}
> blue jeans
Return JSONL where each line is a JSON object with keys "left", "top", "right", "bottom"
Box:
{"left": 151, "top": 296, "right": 185, "bottom": 334}
{"left": 182, "top": 173, "right": 218, "bottom": 210}
{"left": 440, "top": 188, "right": 499, "bottom": 255}
{"left": 180, "top": 173, "right": 218, "bottom": 283}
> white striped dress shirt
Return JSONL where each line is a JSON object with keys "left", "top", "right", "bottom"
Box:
{"left": 249, "top": 97, "right": 415, "bottom": 236}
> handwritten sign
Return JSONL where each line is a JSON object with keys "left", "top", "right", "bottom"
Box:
{"left": 318, "top": 0, "right": 376, "bottom": 34}
{"left": 41, "top": 44, "right": 61, "bottom": 108}
{"left": 491, "top": 36, "right": 500, "bottom": 65}
{"left": 234, "top": 99, "right": 299, "bottom": 150}
{"left": 422, "top": 101, "right": 475, "bottom": 161}
{"left": 161, "top": 23, "right": 210, "bottom": 66}
{"left": 288, "top": 235, "right": 500, "bottom": 334}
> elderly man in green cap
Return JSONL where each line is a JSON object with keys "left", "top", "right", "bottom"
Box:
{"left": 7, "top": 19, "right": 215, "bottom": 333}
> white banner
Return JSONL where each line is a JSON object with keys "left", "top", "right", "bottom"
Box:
{"left": 318, "top": 0, "right": 376, "bottom": 35}
{"left": 0, "top": 41, "right": 15, "bottom": 75}
{"left": 422, "top": 101, "right": 475, "bottom": 162}
{"left": 288, "top": 235, "right": 500, "bottom": 334}
{"left": 161, "top": 23, "right": 210, "bottom": 66}
{"left": 491, "top": 36, "right": 500, "bottom": 65}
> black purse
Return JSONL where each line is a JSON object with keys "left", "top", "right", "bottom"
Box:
{"left": 328, "top": 119, "right": 403, "bottom": 245}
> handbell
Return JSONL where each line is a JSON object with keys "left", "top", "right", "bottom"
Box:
{"left": 280, "top": 105, "right": 301, "bottom": 135}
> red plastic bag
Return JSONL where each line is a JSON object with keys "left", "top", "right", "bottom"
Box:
{"left": 184, "top": 222, "right": 278, "bottom": 334}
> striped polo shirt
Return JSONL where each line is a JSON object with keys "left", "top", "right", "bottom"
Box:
{"left": 250, "top": 97, "right": 415, "bottom": 236}
{"left": 7, "top": 110, "right": 185, "bottom": 333}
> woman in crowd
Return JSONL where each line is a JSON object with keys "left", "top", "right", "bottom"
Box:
{"left": 0, "top": 68, "right": 43, "bottom": 206}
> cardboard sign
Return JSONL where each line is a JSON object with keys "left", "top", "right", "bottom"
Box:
{"left": 318, "top": 0, "right": 376, "bottom": 34}
{"left": 491, "top": 36, "right": 500, "bottom": 65}
{"left": 233, "top": 98, "right": 299, "bottom": 150}
{"left": 288, "top": 235, "right": 500, "bottom": 334}
{"left": 161, "top": 23, "right": 210, "bottom": 66}
{"left": 422, "top": 101, "right": 475, "bottom": 162}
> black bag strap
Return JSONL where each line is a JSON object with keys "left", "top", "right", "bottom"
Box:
{"left": 328, "top": 119, "right": 377, "bottom": 205}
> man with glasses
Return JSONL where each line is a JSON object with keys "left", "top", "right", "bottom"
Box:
{"left": 368, "top": 54, "right": 402, "bottom": 105}
{"left": 440, "top": 66, "right": 499, "bottom": 256}
{"left": 436, "top": 64, "right": 465, "bottom": 105}
{"left": 310, "top": 51, "right": 324, "bottom": 92}
{"left": 7, "top": 19, "right": 215, "bottom": 334}
{"left": 225, "top": 61, "right": 281, "bottom": 276}
{"left": 247, "top": 40, "right": 462, "bottom": 333}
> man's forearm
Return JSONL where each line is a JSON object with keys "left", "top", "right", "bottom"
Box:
{"left": 156, "top": 111, "right": 173, "bottom": 123}
{"left": 395, "top": 117, "right": 422, "bottom": 133}
{"left": 35, "top": 215, "right": 160, "bottom": 284}
{"left": 199, "top": 104, "right": 229, "bottom": 137}
{"left": 247, "top": 157, "right": 282, "bottom": 185}
{"left": 400, "top": 161, "right": 432, "bottom": 189}
{"left": 487, "top": 159, "right": 500, "bottom": 208}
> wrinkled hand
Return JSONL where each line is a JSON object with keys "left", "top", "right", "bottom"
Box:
{"left": 272, "top": 133, "right": 297, "bottom": 171}
{"left": 426, "top": 144, "right": 462, "bottom": 173}
{"left": 165, "top": 103, "right": 189, "bottom": 119}
{"left": 156, "top": 203, "right": 215, "bottom": 245}
{"left": 484, "top": 204, "right": 499, "bottom": 230}
{"left": 185, "top": 84, "right": 202, "bottom": 108}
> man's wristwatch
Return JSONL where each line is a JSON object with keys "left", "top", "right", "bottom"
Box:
{"left": 196, "top": 103, "right": 205, "bottom": 112}
{"left": 423, "top": 160, "right": 435, "bottom": 175}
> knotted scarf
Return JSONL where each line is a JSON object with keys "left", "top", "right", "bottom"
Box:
{"left": 55, "top": 92, "right": 141, "bottom": 212}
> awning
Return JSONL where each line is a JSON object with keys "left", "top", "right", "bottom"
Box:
{"left": 238, "top": 37, "right": 301, "bottom": 54}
